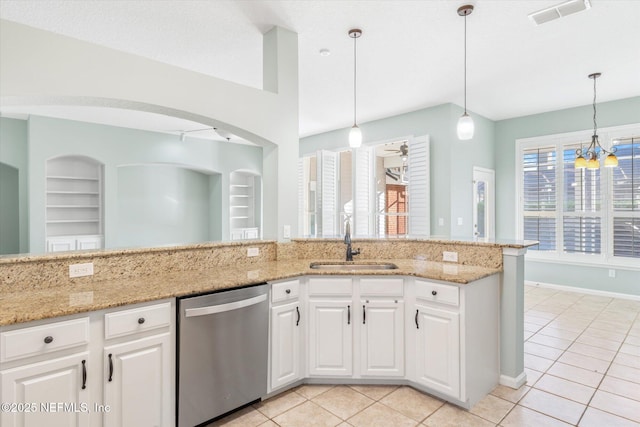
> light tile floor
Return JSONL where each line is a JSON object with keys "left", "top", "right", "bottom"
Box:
{"left": 209, "top": 284, "right": 640, "bottom": 426}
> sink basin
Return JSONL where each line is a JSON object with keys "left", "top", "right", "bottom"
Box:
{"left": 309, "top": 262, "right": 399, "bottom": 270}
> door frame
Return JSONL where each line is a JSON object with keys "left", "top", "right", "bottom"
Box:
{"left": 472, "top": 166, "right": 495, "bottom": 240}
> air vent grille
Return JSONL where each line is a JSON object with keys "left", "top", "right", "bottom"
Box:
{"left": 529, "top": 0, "right": 591, "bottom": 25}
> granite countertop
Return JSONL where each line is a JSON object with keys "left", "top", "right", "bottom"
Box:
{"left": 0, "top": 259, "right": 500, "bottom": 326}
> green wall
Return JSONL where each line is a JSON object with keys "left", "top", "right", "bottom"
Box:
{"left": 495, "top": 96, "right": 640, "bottom": 295}
{"left": 0, "top": 117, "right": 28, "bottom": 252}
{"left": 2, "top": 115, "right": 262, "bottom": 254}
{"left": 0, "top": 162, "right": 19, "bottom": 254}
{"left": 301, "top": 103, "right": 496, "bottom": 237}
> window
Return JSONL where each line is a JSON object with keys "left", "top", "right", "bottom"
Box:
{"left": 612, "top": 137, "right": 640, "bottom": 258}
{"left": 517, "top": 125, "right": 640, "bottom": 265}
{"left": 299, "top": 136, "right": 430, "bottom": 238}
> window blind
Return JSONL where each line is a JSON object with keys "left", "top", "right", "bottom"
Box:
{"left": 612, "top": 137, "right": 640, "bottom": 258}
{"left": 522, "top": 146, "right": 556, "bottom": 251}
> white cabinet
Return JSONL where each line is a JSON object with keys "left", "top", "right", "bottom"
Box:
{"left": 45, "top": 156, "right": 104, "bottom": 252}
{"left": 0, "top": 316, "right": 91, "bottom": 427}
{"left": 307, "top": 277, "right": 353, "bottom": 377}
{"left": 360, "top": 300, "right": 404, "bottom": 377}
{"left": 229, "top": 171, "right": 261, "bottom": 240}
{"left": 359, "top": 277, "right": 404, "bottom": 377}
{"left": 0, "top": 300, "right": 175, "bottom": 427}
{"left": 306, "top": 277, "right": 405, "bottom": 379}
{"left": 0, "top": 352, "right": 91, "bottom": 427}
{"left": 270, "top": 279, "right": 303, "bottom": 391}
{"left": 270, "top": 302, "right": 302, "bottom": 390}
{"left": 101, "top": 301, "right": 173, "bottom": 427}
{"left": 408, "top": 277, "right": 499, "bottom": 407}
{"left": 47, "top": 235, "right": 103, "bottom": 253}
{"left": 414, "top": 304, "right": 460, "bottom": 398}
{"left": 102, "top": 333, "right": 172, "bottom": 427}
{"left": 308, "top": 300, "right": 353, "bottom": 376}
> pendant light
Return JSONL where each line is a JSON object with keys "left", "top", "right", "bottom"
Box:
{"left": 457, "top": 4, "right": 474, "bottom": 140}
{"left": 348, "top": 28, "right": 363, "bottom": 148}
{"left": 574, "top": 73, "right": 618, "bottom": 169}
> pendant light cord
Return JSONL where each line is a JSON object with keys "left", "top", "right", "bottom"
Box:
{"left": 353, "top": 32, "right": 358, "bottom": 126}
{"left": 464, "top": 13, "right": 468, "bottom": 114}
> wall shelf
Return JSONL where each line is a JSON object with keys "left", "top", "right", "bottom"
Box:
{"left": 45, "top": 156, "right": 104, "bottom": 252}
{"left": 229, "top": 171, "right": 261, "bottom": 240}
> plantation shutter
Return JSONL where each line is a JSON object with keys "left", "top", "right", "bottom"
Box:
{"left": 522, "top": 146, "right": 557, "bottom": 251}
{"left": 612, "top": 137, "right": 640, "bottom": 258}
{"left": 408, "top": 135, "right": 430, "bottom": 236}
{"left": 354, "top": 146, "right": 374, "bottom": 236}
{"left": 317, "top": 150, "right": 338, "bottom": 237}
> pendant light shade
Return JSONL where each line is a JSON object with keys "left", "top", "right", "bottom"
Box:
{"left": 348, "top": 28, "right": 362, "bottom": 148}
{"left": 457, "top": 112, "right": 474, "bottom": 140}
{"left": 457, "top": 5, "right": 474, "bottom": 141}
{"left": 349, "top": 124, "right": 362, "bottom": 148}
{"left": 574, "top": 73, "right": 618, "bottom": 169}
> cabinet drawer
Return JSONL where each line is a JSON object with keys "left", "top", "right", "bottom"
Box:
{"left": 308, "top": 277, "right": 352, "bottom": 296}
{"left": 415, "top": 280, "right": 459, "bottom": 307}
{"left": 105, "top": 302, "right": 171, "bottom": 339}
{"left": 360, "top": 278, "right": 404, "bottom": 296}
{"left": 272, "top": 280, "right": 300, "bottom": 303}
{"left": 1, "top": 317, "right": 90, "bottom": 363}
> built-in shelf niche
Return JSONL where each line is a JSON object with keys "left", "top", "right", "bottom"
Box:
{"left": 45, "top": 155, "right": 104, "bottom": 252}
{"left": 230, "top": 171, "right": 261, "bottom": 240}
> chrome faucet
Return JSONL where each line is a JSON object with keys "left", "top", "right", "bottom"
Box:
{"left": 344, "top": 220, "right": 360, "bottom": 261}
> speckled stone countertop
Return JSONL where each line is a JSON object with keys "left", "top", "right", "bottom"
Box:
{"left": 0, "top": 259, "right": 499, "bottom": 326}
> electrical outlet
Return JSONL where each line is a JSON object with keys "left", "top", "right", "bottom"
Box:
{"left": 69, "top": 262, "right": 94, "bottom": 278}
{"left": 608, "top": 269, "right": 616, "bottom": 278}
{"left": 283, "top": 225, "right": 291, "bottom": 239}
{"left": 438, "top": 218, "right": 444, "bottom": 226}
{"left": 443, "top": 251, "right": 458, "bottom": 262}
{"left": 247, "top": 247, "right": 260, "bottom": 257}
{"left": 457, "top": 217, "right": 463, "bottom": 226}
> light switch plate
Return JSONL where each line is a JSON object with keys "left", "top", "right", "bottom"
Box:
{"left": 69, "top": 262, "right": 94, "bottom": 278}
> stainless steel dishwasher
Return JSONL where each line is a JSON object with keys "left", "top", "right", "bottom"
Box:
{"left": 177, "top": 283, "right": 268, "bottom": 427}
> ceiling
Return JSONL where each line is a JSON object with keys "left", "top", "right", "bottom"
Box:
{"left": 1, "top": 0, "right": 639, "bottom": 141}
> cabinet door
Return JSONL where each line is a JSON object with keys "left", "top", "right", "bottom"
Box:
{"left": 271, "top": 301, "right": 302, "bottom": 390}
{"left": 360, "top": 300, "right": 404, "bottom": 377}
{"left": 103, "top": 333, "right": 172, "bottom": 427}
{"left": 0, "top": 352, "right": 90, "bottom": 427}
{"left": 308, "top": 300, "right": 352, "bottom": 376}
{"left": 76, "top": 236, "right": 102, "bottom": 251}
{"left": 414, "top": 304, "right": 460, "bottom": 399}
{"left": 46, "top": 237, "right": 76, "bottom": 252}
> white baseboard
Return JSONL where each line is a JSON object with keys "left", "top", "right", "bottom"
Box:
{"left": 525, "top": 280, "right": 640, "bottom": 301}
{"left": 499, "top": 372, "right": 527, "bottom": 389}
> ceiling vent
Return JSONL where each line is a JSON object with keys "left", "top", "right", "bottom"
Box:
{"left": 528, "top": 0, "right": 591, "bottom": 25}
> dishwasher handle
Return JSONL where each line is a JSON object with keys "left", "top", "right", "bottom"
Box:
{"left": 185, "top": 294, "right": 267, "bottom": 318}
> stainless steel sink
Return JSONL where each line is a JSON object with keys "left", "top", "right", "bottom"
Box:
{"left": 309, "top": 262, "right": 399, "bottom": 270}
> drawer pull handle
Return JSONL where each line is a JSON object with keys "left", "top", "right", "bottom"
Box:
{"left": 44, "top": 336, "right": 54, "bottom": 344}
{"left": 286, "top": 289, "right": 291, "bottom": 294}
{"left": 363, "top": 305, "right": 366, "bottom": 324}
{"left": 415, "top": 309, "right": 419, "bottom": 329}
{"left": 138, "top": 317, "right": 145, "bottom": 324}
{"left": 108, "top": 353, "right": 113, "bottom": 382}
{"left": 432, "top": 290, "right": 438, "bottom": 296}
{"left": 347, "top": 305, "right": 351, "bottom": 325}
{"left": 82, "top": 360, "right": 87, "bottom": 390}
{"left": 296, "top": 306, "right": 300, "bottom": 326}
